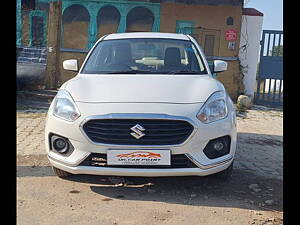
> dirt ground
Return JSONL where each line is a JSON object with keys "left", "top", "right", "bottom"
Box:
{"left": 17, "top": 105, "right": 283, "bottom": 225}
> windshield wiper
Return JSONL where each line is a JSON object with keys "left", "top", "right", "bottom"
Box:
{"left": 106, "top": 70, "right": 153, "bottom": 74}
{"left": 167, "top": 70, "right": 202, "bottom": 74}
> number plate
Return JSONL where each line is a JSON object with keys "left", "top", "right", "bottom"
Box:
{"left": 107, "top": 150, "right": 171, "bottom": 166}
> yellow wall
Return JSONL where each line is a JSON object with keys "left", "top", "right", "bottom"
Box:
{"left": 62, "top": 21, "right": 89, "bottom": 49}
{"left": 126, "top": 22, "right": 153, "bottom": 32}
{"left": 160, "top": 3, "right": 242, "bottom": 56}
{"left": 97, "top": 23, "right": 119, "bottom": 39}
{"left": 217, "top": 60, "right": 244, "bottom": 99}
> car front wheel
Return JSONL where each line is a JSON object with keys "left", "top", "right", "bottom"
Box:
{"left": 52, "top": 166, "right": 70, "bottom": 178}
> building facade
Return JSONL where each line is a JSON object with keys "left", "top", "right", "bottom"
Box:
{"left": 17, "top": 0, "right": 245, "bottom": 99}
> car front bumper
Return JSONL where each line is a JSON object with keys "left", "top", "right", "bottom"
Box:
{"left": 45, "top": 102, "right": 237, "bottom": 177}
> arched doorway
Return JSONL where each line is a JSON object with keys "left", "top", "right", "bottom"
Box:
{"left": 97, "top": 6, "right": 120, "bottom": 40}
{"left": 126, "top": 7, "right": 154, "bottom": 32}
{"left": 29, "top": 11, "right": 47, "bottom": 47}
{"left": 21, "top": 0, "right": 35, "bottom": 46}
{"left": 62, "top": 5, "right": 90, "bottom": 49}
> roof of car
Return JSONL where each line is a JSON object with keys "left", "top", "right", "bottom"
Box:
{"left": 103, "top": 32, "right": 190, "bottom": 41}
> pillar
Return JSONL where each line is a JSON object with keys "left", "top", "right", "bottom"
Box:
{"left": 152, "top": 16, "right": 160, "bottom": 32}
{"left": 117, "top": 5, "right": 127, "bottom": 33}
{"left": 88, "top": 10, "right": 98, "bottom": 49}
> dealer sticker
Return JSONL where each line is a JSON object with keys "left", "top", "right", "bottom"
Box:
{"left": 107, "top": 150, "right": 171, "bottom": 166}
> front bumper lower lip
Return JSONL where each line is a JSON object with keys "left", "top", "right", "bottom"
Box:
{"left": 48, "top": 154, "right": 233, "bottom": 177}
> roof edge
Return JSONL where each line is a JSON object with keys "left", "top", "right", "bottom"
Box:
{"left": 243, "top": 8, "right": 264, "bottom": 16}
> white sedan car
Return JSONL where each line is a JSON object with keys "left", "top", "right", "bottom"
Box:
{"left": 45, "top": 32, "right": 237, "bottom": 179}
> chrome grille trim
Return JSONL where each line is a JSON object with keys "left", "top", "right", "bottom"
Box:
{"left": 79, "top": 113, "right": 198, "bottom": 147}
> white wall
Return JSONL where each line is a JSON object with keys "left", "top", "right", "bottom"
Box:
{"left": 239, "top": 14, "right": 263, "bottom": 99}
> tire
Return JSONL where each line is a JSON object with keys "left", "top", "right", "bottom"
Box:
{"left": 214, "top": 161, "right": 234, "bottom": 180}
{"left": 52, "top": 166, "right": 71, "bottom": 178}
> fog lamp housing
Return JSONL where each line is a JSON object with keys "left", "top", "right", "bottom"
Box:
{"left": 203, "top": 136, "right": 231, "bottom": 159}
{"left": 49, "top": 134, "right": 74, "bottom": 156}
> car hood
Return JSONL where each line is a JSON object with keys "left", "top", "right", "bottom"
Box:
{"left": 64, "top": 74, "right": 224, "bottom": 104}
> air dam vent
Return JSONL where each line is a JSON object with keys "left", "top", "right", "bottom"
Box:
{"left": 82, "top": 119, "right": 194, "bottom": 145}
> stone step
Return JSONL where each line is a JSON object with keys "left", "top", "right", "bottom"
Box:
{"left": 21, "top": 47, "right": 47, "bottom": 54}
{"left": 17, "top": 99, "right": 51, "bottom": 110}
{"left": 19, "top": 51, "right": 47, "bottom": 59}
{"left": 18, "top": 90, "right": 58, "bottom": 102}
{"left": 17, "top": 57, "right": 46, "bottom": 64}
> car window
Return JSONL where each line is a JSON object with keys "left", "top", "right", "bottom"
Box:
{"left": 81, "top": 38, "right": 207, "bottom": 74}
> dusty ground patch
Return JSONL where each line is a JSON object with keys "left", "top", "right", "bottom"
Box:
{"left": 17, "top": 105, "right": 283, "bottom": 225}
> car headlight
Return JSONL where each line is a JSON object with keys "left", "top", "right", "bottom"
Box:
{"left": 197, "top": 91, "right": 228, "bottom": 123}
{"left": 52, "top": 90, "right": 80, "bottom": 122}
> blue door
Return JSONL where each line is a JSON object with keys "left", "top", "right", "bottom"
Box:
{"left": 255, "top": 30, "right": 283, "bottom": 107}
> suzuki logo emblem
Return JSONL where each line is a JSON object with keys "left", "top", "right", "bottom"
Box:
{"left": 130, "top": 124, "right": 146, "bottom": 139}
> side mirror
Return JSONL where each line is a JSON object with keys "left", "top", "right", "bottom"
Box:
{"left": 212, "top": 60, "right": 228, "bottom": 73}
{"left": 63, "top": 59, "right": 78, "bottom": 72}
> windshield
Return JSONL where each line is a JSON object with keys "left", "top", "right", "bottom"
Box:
{"left": 81, "top": 38, "right": 208, "bottom": 74}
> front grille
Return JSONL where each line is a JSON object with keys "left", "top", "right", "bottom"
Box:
{"left": 79, "top": 153, "right": 198, "bottom": 168}
{"left": 82, "top": 119, "right": 194, "bottom": 145}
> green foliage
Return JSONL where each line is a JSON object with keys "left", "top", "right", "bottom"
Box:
{"left": 270, "top": 45, "right": 283, "bottom": 56}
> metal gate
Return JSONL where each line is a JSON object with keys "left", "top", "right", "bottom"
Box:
{"left": 255, "top": 30, "right": 283, "bottom": 107}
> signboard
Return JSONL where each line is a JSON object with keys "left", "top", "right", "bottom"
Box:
{"left": 225, "top": 29, "right": 237, "bottom": 41}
